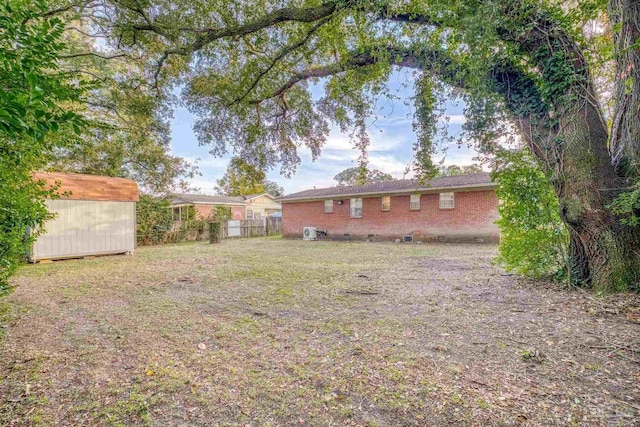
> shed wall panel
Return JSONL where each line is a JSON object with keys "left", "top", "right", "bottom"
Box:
{"left": 32, "top": 200, "right": 136, "bottom": 261}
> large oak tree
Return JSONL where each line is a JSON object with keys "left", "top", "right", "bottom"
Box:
{"left": 67, "top": 0, "right": 639, "bottom": 290}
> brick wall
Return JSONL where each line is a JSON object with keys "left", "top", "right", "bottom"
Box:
{"left": 194, "top": 204, "right": 246, "bottom": 220}
{"left": 282, "top": 190, "right": 500, "bottom": 243}
{"left": 194, "top": 204, "right": 214, "bottom": 220}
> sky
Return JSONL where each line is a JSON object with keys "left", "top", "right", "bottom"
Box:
{"left": 169, "top": 69, "right": 481, "bottom": 195}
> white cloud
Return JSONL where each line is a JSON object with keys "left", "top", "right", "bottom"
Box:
{"left": 320, "top": 126, "right": 410, "bottom": 153}
{"left": 440, "top": 149, "right": 482, "bottom": 167}
{"left": 322, "top": 135, "right": 354, "bottom": 151}
{"left": 439, "top": 114, "right": 466, "bottom": 125}
{"left": 368, "top": 154, "right": 411, "bottom": 177}
{"left": 187, "top": 177, "right": 219, "bottom": 195}
{"left": 371, "top": 116, "right": 414, "bottom": 127}
{"left": 182, "top": 156, "right": 229, "bottom": 169}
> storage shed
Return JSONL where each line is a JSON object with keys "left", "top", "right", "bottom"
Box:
{"left": 29, "top": 172, "right": 139, "bottom": 262}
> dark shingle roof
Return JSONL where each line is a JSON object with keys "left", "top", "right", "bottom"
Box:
{"left": 171, "top": 193, "right": 246, "bottom": 205}
{"left": 278, "top": 173, "right": 495, "bottom": 201}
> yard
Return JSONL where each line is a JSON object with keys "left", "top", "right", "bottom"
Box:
{"left": 0, "top": 238, "right": 638, "bottom": 426}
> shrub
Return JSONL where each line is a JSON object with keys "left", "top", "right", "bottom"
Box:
{"left": 492, "top": 150, "right": 569, "bottom": 280}
{"left": 610, "top": 182, "right": 640, "bottom": 226}
{"left": 136, "top": 195, "right": 173, "bottom": 245}
{"left": 213, "top": 206, "right": 233, "bottom": 222}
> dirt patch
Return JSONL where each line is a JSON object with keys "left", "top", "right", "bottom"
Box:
{"left": 0, "top": 239, "right": 638, "bottom": 426}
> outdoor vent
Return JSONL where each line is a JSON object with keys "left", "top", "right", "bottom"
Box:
{"left": 343, "top": 233, "right": 350, "bottom": 239}
{"left": 437, "top": 236, "right": 446, "bottom": 242}
{"left": 403, "top": 235, "right": 413, "bottom": 243}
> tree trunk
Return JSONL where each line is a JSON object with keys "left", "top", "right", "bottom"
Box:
{"left": 551, "top": 96, "right": 640, "bottom": 291}
{"left": 491, "top": 6, "right": 640, "bottom": 291}
{"left": 608, "top": 0, "right": 640, "bottom": 176}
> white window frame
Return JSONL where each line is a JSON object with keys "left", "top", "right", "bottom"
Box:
{"left": 410, "top": 194, "right": 421, "bottom": 210}
{"left": 324, "top": 199, "right": 334, "bottom": 214}
{"left": 439, "top": 192, "right": 455, "bottom": 209}
{"left": 246, "top": 209, "right": 254, "bottom": 219}
{"left": 381, "top": 196, "right": 391, "bottom": 211}
{"left": 350, "top": 198, "right": 363, "bottom": 218}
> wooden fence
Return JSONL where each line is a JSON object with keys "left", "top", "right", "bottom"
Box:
{"left": 140, "top": 218, "right": 283, "bottom": 244}
{"left": 224, "top": 218, "right": 282, "bottom": 238}
{"left": 265, "top": 217, "right": 282, "bottom": 236}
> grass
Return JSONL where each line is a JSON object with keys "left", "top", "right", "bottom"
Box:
{"left": 0, "top": 238, "right": 638, "bottom": 426}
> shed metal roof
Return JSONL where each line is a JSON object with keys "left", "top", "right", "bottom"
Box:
{"left": 33, "top": 172, "right": 139, "bottom": 202}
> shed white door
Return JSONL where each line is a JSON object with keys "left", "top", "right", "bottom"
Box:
{"left": 31, "top": 199, "right": 136, "bottom": 261}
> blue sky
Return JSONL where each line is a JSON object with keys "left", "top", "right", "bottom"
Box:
{"left": 170, "top": 69, "right": 481, "bottom": 195}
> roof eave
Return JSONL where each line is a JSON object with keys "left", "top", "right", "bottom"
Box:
{"left": 278, "top": 182, "right": 498, "bottom": 203}
{"left": 244, "top": 193, "right": 273, "bottom": 201}
{"left": 170, "top": 201, "right": 246, "bottom": 206}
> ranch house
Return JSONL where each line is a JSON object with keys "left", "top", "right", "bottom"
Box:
{"left": 170, "top": 193, "right": 282, "bottom": 222}
{"left": 278, "top": 173, "right": 500, "bottom": 243}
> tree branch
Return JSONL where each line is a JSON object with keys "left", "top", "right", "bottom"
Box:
{"left": 229, "top": 16, "right": 334, "bottom": 106}
{"left": 21, "top": 1, "right": 87, "bottom": 24}
{"left": 59, "top": 52, "right": 128, "bottom": 60}
{"left": 150, "top": 1, "right": 346, "bottom": 87}
{"left": 248, "top": 47, "right": 437, "bottom": 105}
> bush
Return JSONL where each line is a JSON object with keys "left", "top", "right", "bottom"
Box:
{"left": 209, "top": 222, "right": 221, "bottom": 243}
{"left": 213, "top": 205, "right": 232, "bottom": 222}
{"left": 136, "top": 195, "right": 173, "bottom": 245}
{"left": 0, "top": 2, "right": 86, "bottom": 293}
{"left": 610, "top": 182, "right": 640, "bottom": 226}
{"left": 492, "top": 150, "right": 569, "bottom": 280}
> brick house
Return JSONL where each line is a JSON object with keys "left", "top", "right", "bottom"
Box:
{"left": 278, "top": 173, "right": 500, "bottom": 243}
{"left": 170, "top": 193, "right": 282, "bottom": 221}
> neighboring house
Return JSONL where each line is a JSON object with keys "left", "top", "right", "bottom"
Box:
{"left": 243, "top": 193, "right": 283, "bottom": 220}
{"left": 170, "top": 194, "right": 247, "bottom": 221}
{"left": 30, "top": 172, "right": 139, "bottom": 262}
{"left": 277, "top": 173, "right": 500, "bottom": 243}
{"left": 169, "top": 193, "right": 282, "bottom": 221}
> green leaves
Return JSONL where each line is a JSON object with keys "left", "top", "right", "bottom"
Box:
{"left": 492, "top": 150, "right": 569, "bottom": 280}
{"left": 610, "top": 183, "right": 640, "bottom": 227}
{"left": 0, "top": 0, "right": 87, "bottom": 292}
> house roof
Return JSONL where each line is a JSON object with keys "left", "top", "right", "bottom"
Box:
{"left": 243, "top": 193, "right": 280, "bottom": 201}
{"left": 278, "top": 172, "right": 495, "bottom": 202}
{"left": 242, "top": 193, "right": 266, "bottom": 200}
{"left": 33, "top": 172, "right": 139, "bottom": 202}
{"left": 171, "top": 193, "right": 246, "bottom": 206}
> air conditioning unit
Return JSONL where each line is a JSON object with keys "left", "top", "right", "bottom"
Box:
{"left": 303, "top": 227, "right": 317, "bottom": 241}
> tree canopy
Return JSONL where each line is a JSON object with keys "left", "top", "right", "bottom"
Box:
{"left": 215, "top": 157, "right": 284, "bottom": 197}
{"left": 437, "top": 164, "right": 483, "bottom": 177}
{"left": 99, "top": 0, "right": 636, "bottom": 290}
{"left": 334, "top": 166, "right": 394, "bottom": 186}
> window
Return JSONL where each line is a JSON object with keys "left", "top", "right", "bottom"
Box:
{"left": 350, "top": 198, "right": 363, "bottom": 218}
{"left": 324, "top": 199, "right": 334, "bottom": 213}
{"left": 246, "top": 209, "right": 254, "bottom": 219}
{"left": 254, "top": 212, "right": 261, "bottom": 220}
{"left": 440, "top": 192, "right": 455, "bottom": 209}
{"left": 381, "top": 196, "right": 391, "bottom": 211}
{"left": 410, "top": 194, "right": 421, "bottom": 210}
{"left": 172, "top": 207, "right": 181, "bottom": 221}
